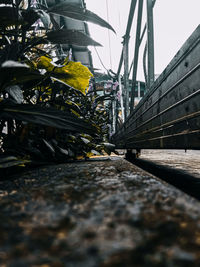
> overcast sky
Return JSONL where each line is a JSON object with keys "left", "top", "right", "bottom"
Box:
{"left": 86, "top": 0, "right": 200, "bottom": 81}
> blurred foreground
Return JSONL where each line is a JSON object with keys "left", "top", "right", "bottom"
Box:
{"left": 1, "top": 157, "right": 200, "bottom": 266}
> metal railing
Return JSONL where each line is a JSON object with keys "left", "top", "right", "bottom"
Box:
{"left": 111, "top": 0, "right": 200, "bottom": 150}
{"left": 112, "top": 24, "right": 200, "bottom": 149}
{"left": 116, "top": 0, "right": 156, "bottom": 122}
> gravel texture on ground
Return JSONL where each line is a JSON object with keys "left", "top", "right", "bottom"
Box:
{"left": 1, "top": 157, "right": 200, "bottom": 266}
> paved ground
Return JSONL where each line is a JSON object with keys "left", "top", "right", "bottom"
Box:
{"left": 1, "top": 157, "right": 200, "bottom": 266}
{"left": 140, "top": 150, "right": 200, "bottom": 178}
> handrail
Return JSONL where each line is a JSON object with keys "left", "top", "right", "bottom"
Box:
{"left": 112, "top": 0, "right": 157, "bottom": 134}
{"left": 116, "top": 0, "right": 138, "bottom": 77}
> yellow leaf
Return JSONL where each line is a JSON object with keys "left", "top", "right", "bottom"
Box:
{"left": 76, "top": 155, "right": 84, "bottom": 160}
{"left": 86, "top": 152, "right": 93, "bottom": 158}
{"left": 37, "top": 56, "right": 93, "bottom": 95}
{"left": 71, "top": 109, "right": 80, "bottom": 117}
{"left": 37, "top": 56, "right": 55, "bottom": 72}
{"left": 61, "top": 61, "right": 93, "bottom": 95}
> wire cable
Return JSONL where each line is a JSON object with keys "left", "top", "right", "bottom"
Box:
{"left": 94, "top": 46, "right": 110, "bottom": 72}
{"left": 106, "top": 0, "right": 113, "bottom": 69}
{"left": 117, "top": 0, "right": 121, "bottom": 32}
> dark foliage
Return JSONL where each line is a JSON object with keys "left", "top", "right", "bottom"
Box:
{"left": 0, "top": 0, "right": 115, "bottom": 171}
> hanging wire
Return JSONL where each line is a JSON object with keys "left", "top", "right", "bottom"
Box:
{"left": 94, "top": 46, "right": 110, "bottom": 72}
{"left": 117, "top": 0, "right": 121, "bottom": 35}
{"left": 106, "top": 0, "right": 113, "bottom": 70}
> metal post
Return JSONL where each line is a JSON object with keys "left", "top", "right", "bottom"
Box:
{"left": 112, "top": 98, "right": 116, "bottom": 133}
{"left": 115, "top": 98, "right": 119, "bottom": 131}
{"left": 139, "top": 0, "right": 156, "bottom": 45}
{"left": 117, "top": 51, "right": 124, "bottom": 77}
{"left": 117, "top": 0, "right": 138, "bottom": 77}
{"left": 108, "top": 103, "right": 112, "bottom": 136}
{"left": 138, "top": 81, "right": 141, "bottom": 98}
{"left": 146, "top": 0, "right": 155, "bottom": 89}
{"left": 118, "top": 74, "right": 125, "bottom": 123}
{"left": 129, "top": 0, "right": 156, "bottom": 77}
{"left": 130, "top": 0, "right": 144, "bottom": 111}
{"left": 123, "top": 35, "right": 130, "bottom": 119}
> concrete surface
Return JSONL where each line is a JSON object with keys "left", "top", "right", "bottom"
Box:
{"left": 140, "top": 150, "right": 200, "bottom": 178}
{"left": 1, "top": 157, "right": 200, "bottom": 266}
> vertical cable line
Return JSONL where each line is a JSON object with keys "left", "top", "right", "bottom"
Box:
{"left": 117, "top": 0, "right": 121, "bottom": 32}
{"left": 106, "top": 0, "right": 113, "bottom": 70}
{"left": 94, "top": 47, "right": 109, "bottom": 72}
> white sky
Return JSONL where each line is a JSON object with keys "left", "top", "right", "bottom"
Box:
{"left": 86, "top": 0, "right": 200, "bottom": 81}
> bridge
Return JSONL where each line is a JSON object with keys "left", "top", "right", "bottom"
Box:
{"left": 1, "top": 1, "right": 200, "bottom": 266}
{"left": 108, "top": 0, "right": 200, "bottom": 154}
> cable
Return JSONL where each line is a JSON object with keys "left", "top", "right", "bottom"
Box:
{"left": 117, "top": 0, "right": 121, "bottom": 32}
{"left": 94, "top": 46, "right": 110, "bottom": 73}
{"left": 106, "top": 0, "right": 113, "bottom": 69}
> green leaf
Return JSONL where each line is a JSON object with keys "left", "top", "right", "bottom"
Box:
{"left": 50, "top": 77, "right": 85, "bottom": 96}
{"left": 1, "top": 60, "right": 29, "bottom": 70}
{"left": 22, "top": 9, "right": 51, "bottom": 30}
{"left": 42, "top": 139, "right": 55, "bottom": 155}
{"left": 48, "top": 4, "right": 115, "bottom": 33}
{"left": 81, "top": 137, "right": 90, "bottom": 144}
{"left": 0, "top": 102, "right": 97, "bottom": 134}
{"left": 0, "top": 7, "right": 23, "bottom": 28}
{"left": 95, "top": 95, "right": 112, "bottom": 103}
{"left": 0, "top": 0, "right": 13, "bottom": 4}
{"left": 53, "top": 98, "right": 82, "bottom": 115}
{"left": 46, "top": 29, "right": 102, "bottom": 47}
{"left": 103, "top": 142, "right": 115, "bottom": 155}
{"left": 49, "top": 14, "right": 60, "bottom": 30}
{"left": 56, "top": 146, "right": 69, "bottom": 156}
{"left": 38, "top": 10, "right": 51, "bottom": 29}
{"left": 0, "top": 156, "right": 18, "bottom": 163}
{"left": 21, "top": 9, "right": 40, "bottom": 30}
{"left": 91, "top": 149, "right": 101, "bottom": 156}
{"left": 0, "top": 61, "right": 45, "bottom": 89}
{"left": 5, "top": 85, "right": 24, "bottom": 104}
{"left": 0, "top": 156, "right": 30, "bottom": 169}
